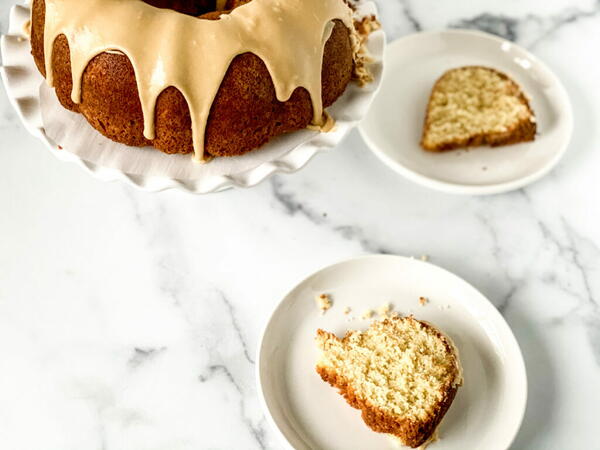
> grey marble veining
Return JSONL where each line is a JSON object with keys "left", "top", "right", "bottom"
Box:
{"left": 1, "top": 0, "right": 600, "bottom": 449}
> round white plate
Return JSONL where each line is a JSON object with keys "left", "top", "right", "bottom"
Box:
{"left": 359, "top": 29, "right": 573, "bottom": 195}
{"left": 257, "top": 254, "right": 527, "bottom": 450}
{"left": 0, "top": 3, "right": 384, "bottom": 194}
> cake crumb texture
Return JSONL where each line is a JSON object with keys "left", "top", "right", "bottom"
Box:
{"left": 316, "top": 316, "right": 461, "bottom": 448}
{"left": 421, "top": 66, "right": 536, "bottom": 152}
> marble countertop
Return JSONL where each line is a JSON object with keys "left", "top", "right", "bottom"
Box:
{"left": 1, "top": 0, "right": 599, "bottom": 449}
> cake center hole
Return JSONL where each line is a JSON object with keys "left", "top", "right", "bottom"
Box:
{"left": 142, "top": 0, "right": 228, "bottom": 16}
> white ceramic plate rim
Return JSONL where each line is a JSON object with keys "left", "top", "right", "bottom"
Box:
{"left": 256, "top": 254, "right": 528, "bottom": 450}
{"left": 0, "top": 3, "right": 385, "bottom": 194}
{"left": 359, "top": 29, "right": 573, "bottom": 196}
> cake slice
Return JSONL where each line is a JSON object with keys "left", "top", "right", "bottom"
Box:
{"left": 316, "top": 316, "right": 462, "bottom": 448}
{"left": 421, "top": 66, "right": 536, "bottom": 151}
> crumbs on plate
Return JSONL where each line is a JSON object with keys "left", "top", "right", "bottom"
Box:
{"left": 314, "top": 297, "right": 406, "bottom": 322}
{"left": 377, "top": 302, "right": 392, "bottom": 317}
{"left": 315, "top": 293, "right": 332, "bottom": 315}
{"left": 361, "top": 309, "right": 374, "bottom": 320}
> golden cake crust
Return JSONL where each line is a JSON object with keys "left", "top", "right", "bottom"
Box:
{"left": 421, "top": 66, "right": 536, "bottom": 152}
{"left": 30, "top": 0, "right": 354, "bottom": 157}
{"left": 316, "top": 318, "right": 461, "bottom": 448}
{"left": 316, "top": 363, "right": 458, "bottom": 448}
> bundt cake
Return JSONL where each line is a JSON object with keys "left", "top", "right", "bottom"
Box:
{"left": 30, "top": 0, "right": 368, "bottom": 161}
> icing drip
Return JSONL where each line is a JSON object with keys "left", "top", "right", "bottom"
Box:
{"left": 41, "top": 0, "right": 355, "bottom": 161}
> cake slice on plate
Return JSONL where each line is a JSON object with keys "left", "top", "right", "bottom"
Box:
{"left": 421, "top": 66, "right": 536, "bottom": 151}
{"left": 316, "top": 316, "right": 462, "bottom": 448}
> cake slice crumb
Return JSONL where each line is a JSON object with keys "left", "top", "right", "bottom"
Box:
{"left": 315, "top": 293, "right": 332, "bottom": 315}
{"left": 377, "top": 302, "right": 392, "bottom": 317}
{"left": 419, "top": 296, "right": 429, "bottom": 306}
{"left": 351, "top": 15, "right": 381, "bottom": 86}
{"left": 343, "top": 306, "right": 352, "bottom": 315}
{"left": 361, "top": 309, "right": 374, "bottom": 320}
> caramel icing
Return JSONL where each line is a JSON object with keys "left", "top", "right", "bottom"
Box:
{"left": 40, "top": 0, "right": 355, "bottom": 161}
